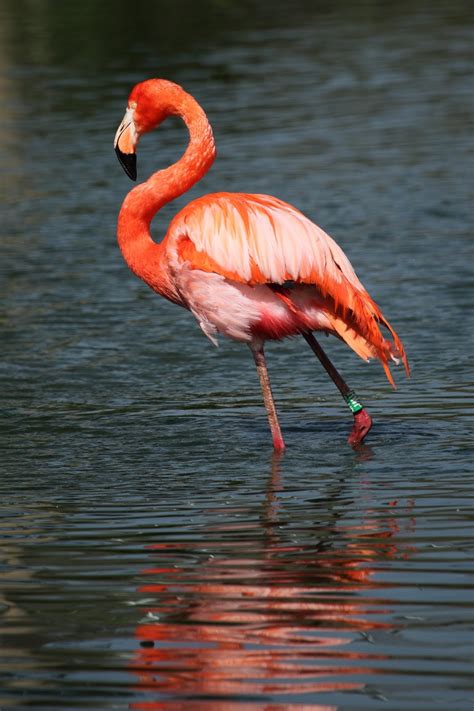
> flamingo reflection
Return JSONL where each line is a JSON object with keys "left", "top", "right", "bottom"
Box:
{"left": 129, "top": 457, "right": 415, "bottom": 708}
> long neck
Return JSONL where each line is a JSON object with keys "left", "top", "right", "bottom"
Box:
{"left": 117, "top": 91, "right": 216, "bottom": 301}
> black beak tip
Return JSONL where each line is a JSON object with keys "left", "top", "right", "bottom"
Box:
{"left": 115, "top": 146, "right": 137, "bottom": 181}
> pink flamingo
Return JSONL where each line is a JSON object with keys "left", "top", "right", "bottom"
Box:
{"left": 114, "top": 79, "right": 409, "bottom": 450}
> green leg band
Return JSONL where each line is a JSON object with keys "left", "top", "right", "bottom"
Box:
{"left": 344, "top": 390, "right": 364, "bottom": 414}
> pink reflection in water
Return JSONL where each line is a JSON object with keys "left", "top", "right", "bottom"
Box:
{"left": 129, "top": 459, "right": 416, "bottom": 708}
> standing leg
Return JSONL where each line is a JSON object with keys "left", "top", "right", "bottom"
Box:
{"left": 302, "top": 331, "right": 372, "bottom": 446}
{"left": 250, "top": 343, "right": 285, "bottom": 451}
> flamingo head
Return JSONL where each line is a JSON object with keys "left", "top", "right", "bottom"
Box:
{"left": 114, "top": 79, "right": 185, "bottom": 181}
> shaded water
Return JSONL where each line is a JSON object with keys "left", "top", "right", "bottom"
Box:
{"left": 0, "top": 1, "right": 472, "bottom": 708}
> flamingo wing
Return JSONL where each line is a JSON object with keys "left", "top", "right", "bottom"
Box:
{"left": 170, "top": 192, "right": 363, "bottom": 289}
{"left": 166, "top": 192, "right": 408, "bottom": 383}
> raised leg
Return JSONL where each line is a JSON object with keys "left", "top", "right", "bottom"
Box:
{"left": 302, "top": 331, "right": 372, "bottom": 446}
{"left": 250, "top": 344, "right": 285, "bottom": 451}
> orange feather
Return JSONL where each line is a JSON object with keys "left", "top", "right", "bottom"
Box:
{"left": 170, "top": 193, "right": 409, "bottom": 385}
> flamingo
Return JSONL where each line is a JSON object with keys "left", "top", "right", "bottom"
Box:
{"left": 113, "top": 78, "right": 409, "bottom": 450}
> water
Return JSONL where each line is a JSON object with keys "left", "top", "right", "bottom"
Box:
{"left": 0, "top": 1, "right": 472, "bottom": 708}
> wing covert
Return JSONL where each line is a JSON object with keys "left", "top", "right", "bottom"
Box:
{"left": 167, "top": 192, "right": 365, "bottom": 292}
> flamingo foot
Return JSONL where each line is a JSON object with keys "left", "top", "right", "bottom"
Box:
{"left": 347, "top": 408, "right": 373, "bottom": 447}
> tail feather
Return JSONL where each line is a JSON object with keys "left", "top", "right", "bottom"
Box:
{"left": 341, "top": 290, "right": 409, "bottom": 387}
{"left": 329, "top": 315, "right": 376, "bottom": 362}
{"left": 272, "top": 280, "right": 409, "bottom": 388}
{"left": 379, "top": 314, "right": 410, "bottom": 377}
{"left": 343, "top": 289, "right": 409, "bottom": 387}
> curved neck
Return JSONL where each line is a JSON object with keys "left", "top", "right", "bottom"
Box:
{"left": 117, "top": 90, "right": 216, "bottom": 299}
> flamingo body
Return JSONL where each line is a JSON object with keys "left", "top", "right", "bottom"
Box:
{"left": 114, "top": 79, "right": 408, "bottom": 448}
{"left": 164, "top": 192, "right": 407, "bottom": 383}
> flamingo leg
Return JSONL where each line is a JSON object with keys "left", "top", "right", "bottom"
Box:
{"left": 250, "top": 345, "right": 285, "bottom": 451}
{"left": 302, "top": 331, "right": 372, "bottom": 446}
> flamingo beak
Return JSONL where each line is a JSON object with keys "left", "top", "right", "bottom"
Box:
{"left": 114, "top": 107, "right": 137, "bottom": 181}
